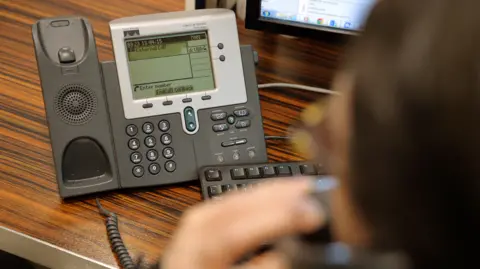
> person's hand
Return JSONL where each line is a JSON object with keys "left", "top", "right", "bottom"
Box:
{"left": 161, "top": 178, "right": 326, "bottom": 269}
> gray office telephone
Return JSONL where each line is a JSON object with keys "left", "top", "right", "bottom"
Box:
{"left": 32, "top": 9, "right": 268, "bottom": 198}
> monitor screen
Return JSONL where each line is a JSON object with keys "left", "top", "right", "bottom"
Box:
{"left": 259, "top": 0, "right": 376, "bottom": 33}
{"left": 125, "top": 31, "right": 215, "bottom": 100}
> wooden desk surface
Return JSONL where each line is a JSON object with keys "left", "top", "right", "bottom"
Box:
{"left": 0, "top": 0, "right": 343, "bottom": 266}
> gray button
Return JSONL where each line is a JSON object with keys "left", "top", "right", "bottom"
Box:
{"left": 58, "top": 47, "right": 76, "bottom": 63}
{"left": 161, "top": 134, "right": 172, "bottom": 145}
{"left": 142, "top": 103, "right": 153, "bottom": 109}
{"left": 227, "top": 115, "right": 236, "bottom": 124}
{"left": 149, "top": 163, "right": 160, "bottom": 175}
{"left": 233, "top": 152, "right": 240, "bottom": 160}
{"left": 217, "top": 155, "right": 224, "bottom": 163}
{"left": 182, "top": 98, "right": 192, "bottom": 103}
{"left": 218, "top": 43, "right": 224, "bottom": 49}
{"left": 235, "top": 139, "right": 247, "bottom": 145}
{"left": 213, "top": 123, "right": 229, "bottom": 132}
{"left": 234, "top": 109, "right": 249, "bottom": 117}
{"left": 144, "top": 136, "right": 156, "bottom": 148}
{"left": 235, "top": 120, "right": 251, "bottom": 129}
{"left": 163, "top": 147, "right": 174, "bottom": 159}
{"left": 130, "top": 152, "right": 142, "bottom": 164}
{"left": 163, "top": 100, "right": 173, "bottom": 106}
{"left": 219, "top": 55, "right": 225, "bottom": 61}
{"left": 146, "top": 149, "right": 159, "bottom": 161}
{"left": 165, "top": 161, "right": 176, "bottom": 172}
{"left": 221, "top": 141, "right": 235, "bottom": 147}
{"left": 133, "top": 165, "right": 144, "bottom": 177}
{"left": 158, "top": 120, "right": 170, "bottom": 132}
{"left": 128, "top": 138, "right": 140, "bottom": 150}
{"left": 126, "top": 124, "right": 138, "bottom": 136}
{"left": 248, "top": 149, "right": 256, "bottom": 158}
{"left": 142, "top": 122, "right": 154, "bottom": 134}
{"left": 202, "top": 95, "right": 211, "bottom": 100}
{"left": 211, "top": 112, "right": 227, "bottom": 121}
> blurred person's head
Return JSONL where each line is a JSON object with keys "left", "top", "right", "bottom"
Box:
{"left": 303, "top": 0, "right": 480, "bottom": 267}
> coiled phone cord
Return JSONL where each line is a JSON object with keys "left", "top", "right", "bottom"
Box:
{"left": 96, "top": 198, "right": 136, "bottom": 269}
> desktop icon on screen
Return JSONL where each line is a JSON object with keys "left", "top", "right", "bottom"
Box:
{"left": 262, "top": 10, "right": 271, "bottom": 17}
{"left": 329, "top": 20, "right": 337, "bottom": 27}
{"left": 344, "top": 22, "right": 352, "bottom": 28}
{"left": 317, "top": 18, "right": 324, "bottom": 24}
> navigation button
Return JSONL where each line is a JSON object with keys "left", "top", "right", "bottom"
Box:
{"left": 227, "top": 115, "right": 236, "bottom": 124}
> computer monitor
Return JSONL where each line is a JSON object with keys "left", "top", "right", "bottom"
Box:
{"left": 245, "top": 0, "right": 377, "bottom": 37}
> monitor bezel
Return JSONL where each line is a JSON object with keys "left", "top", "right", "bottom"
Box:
{"left": 245, "top": 0, "right": 361, "bottom": 38}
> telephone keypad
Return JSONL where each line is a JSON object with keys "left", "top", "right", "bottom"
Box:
{"left": 125, "top": 118, "right": 177, "bottom": 178}
{"left": 142, "top": 122, "right": 154, "bottom": 134}
{"left": 146, "top": 150, "right": 159, "bottom": 161}
{"left": 126, "top": 124, "right": 138, "bottom": 136}
{"left": 145, "top": 136, "right": 156, "bottom": 148}
{"left": 128, "top": 138, "right": 140, "bottom": 150}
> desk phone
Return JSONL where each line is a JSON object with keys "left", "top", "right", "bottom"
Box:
{"left": 32, "top": 9, "right": 268, "bottom": 198}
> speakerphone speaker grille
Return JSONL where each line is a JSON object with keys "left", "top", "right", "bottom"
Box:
{"left": 54, "top": 84, "right": 97, "bottom": 125}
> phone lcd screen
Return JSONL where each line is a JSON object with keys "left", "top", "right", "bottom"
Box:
{"left": 125, "top": 31, "right": 215, "bottom": 100}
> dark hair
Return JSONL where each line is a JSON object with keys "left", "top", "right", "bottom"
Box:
{"left": 345, "top": 0, "right": 480, "bottom": 267}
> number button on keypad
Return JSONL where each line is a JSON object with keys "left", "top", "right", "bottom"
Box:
{"left": 146, "top": 150, "right": 159, "bottom": 161}
{"left": 163, "top": 147, "right": 174, "bottom": 159}
{"left": 159, "top": 120, "right": 170, "bottom": 132}
{"left": 128, "top": 138, "right": 140, "bottom": 150}
{"left": 145, "top": 136, "right": 156, "bottom": 148}
{"left": 126, "top": 124, "right": 138, "bottom": 136}
{"left": 132, "top": 166, "right": 144, "bottom": 177}
{"left": 161, "top": 134, "right": 172, "bottom": 145}
{"left": 149, "top": 163, "right": 161, "bottom": 175}
{"left": 130, "top": 152, "right": 142, "bottom": 164}
{"left": 143, "top": 122, "right": 154, "bottom": 134}
{"left": 165, "top": 161, "right": 176, "bottom": 172}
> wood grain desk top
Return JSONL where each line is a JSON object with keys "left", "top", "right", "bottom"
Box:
{"left": 0, "top": 0, "right": 344, "bottom": 266}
